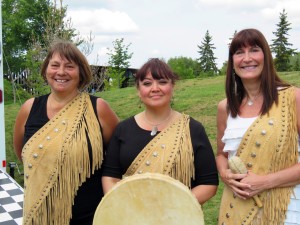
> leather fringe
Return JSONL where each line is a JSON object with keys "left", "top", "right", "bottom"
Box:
{"left": 22, "top": 93, "right": 103, "bottom": 225}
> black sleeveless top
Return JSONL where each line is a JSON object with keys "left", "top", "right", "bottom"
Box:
{"left": 24, "top": 94, "right": 103, "bottom": 225}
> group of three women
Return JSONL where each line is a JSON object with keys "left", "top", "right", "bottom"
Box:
{"left": 14, "top": 28, "right": 300, "bottom": 225}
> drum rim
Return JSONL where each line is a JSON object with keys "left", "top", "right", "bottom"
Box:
{"left": 93, "top": 173, "right": 204, "bottom": 225}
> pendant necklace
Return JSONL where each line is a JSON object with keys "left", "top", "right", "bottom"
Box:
{"left": 144, "top": 110, "right": 173, "bottom": 136}
{"left": 247, "top": 99, "right": 254, "bottom": 106}
{"left": 247, "top": 92, "right": 261, "bottom": 106}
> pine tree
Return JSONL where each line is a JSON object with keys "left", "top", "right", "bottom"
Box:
{"left": 197, "top": 30, "right": 218, "bottom": 76}
{"left": 228, "top": 30, "right": 237, "bottom": 48}
{"left": 271, "top": 9, "right": 296, "bottom": 71}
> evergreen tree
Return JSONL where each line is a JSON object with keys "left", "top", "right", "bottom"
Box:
{"left": 271, "top": 9, "right": 296, "bottom": 71}
{"left": 197, "top": 30, "right": 218, "bottom": 76}
{"left": 228, "top": 30, "right": 237, "bottom": 48}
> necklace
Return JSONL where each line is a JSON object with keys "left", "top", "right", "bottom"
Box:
{"left": 144, "top": 110, "right": 173, "bottom": 136}
{"left": 247, "top": 92, "right": 261, "bottom": 106}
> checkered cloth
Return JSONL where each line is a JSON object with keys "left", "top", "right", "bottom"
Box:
{"left": 0, "top": 169, "right": 23, "bottom": 225}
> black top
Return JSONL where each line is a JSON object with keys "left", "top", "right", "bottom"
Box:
{"left": 24, "top": 94, "right": 103, "bottom": 225}
{"left": 102, "top": 116, "right": 219, "bottom": 188}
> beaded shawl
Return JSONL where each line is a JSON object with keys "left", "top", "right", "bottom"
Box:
{"left": 124, "top": 114, "right": 195, "bottom": 188}
{"left": 22, "top": 92, "right": 103, "bottom": 225}
{"left": 218, "top": 87, "right": 298, "bottom": 225}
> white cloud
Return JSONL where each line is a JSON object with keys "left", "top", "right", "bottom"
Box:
{"left": 196, "top": 0, "right": 273, "bottom": 9}
{"left": 62, "top": 0, "right": 300, "bottom": 68}
{"left": 151, "top": 49, "right": 160, "bottom": 55}
{"left": 97, "top": 47, "right": 110, "bottom": 57}
{"left": 262, "top": 1, "right": 300, "bottom": 27}
{"left": 66, "top": 8, "right": 139, "bottom": 35}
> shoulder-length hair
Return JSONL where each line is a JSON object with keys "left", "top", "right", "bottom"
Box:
{"left": 135, "top": 58, "right": 179, "bottom": 87}
{"left": 226, "top": 28, "right": 289, "bottom": 117}
{"left": 41, "top": 40, "right": 92, "bottom": 91}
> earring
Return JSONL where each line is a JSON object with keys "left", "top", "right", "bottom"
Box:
{"left": 138, "top": 98, "right": 143, "bottom": 108}
{"left": 171, "top": 96, "right": 174, "bottom": 107}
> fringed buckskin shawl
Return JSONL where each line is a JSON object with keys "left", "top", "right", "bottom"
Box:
{"left": 22, "top": 93, "right": 103, "bottom": 225}
{"left": 218, "top": 87, "right": 298, "bottom": 225}
{"left": 125, "top": 114, "right": 195, "bottom": 188}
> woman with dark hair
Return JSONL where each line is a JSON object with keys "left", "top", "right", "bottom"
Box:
{"left": 216, "top": 28, "right": 300, "bottom": 224}
{"left": 13, "top": 40, "right": 119, "bottom": 225}
{"left": 102, "top": 58, "right": 218, "bottom": 205}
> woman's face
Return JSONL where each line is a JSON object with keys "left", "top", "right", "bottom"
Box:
{"left": 233, "top": 45, "right": 264, "bottom": 81}
{"left": 138, "top": 72, "right": 174, "bottom": 109}
{"left": 46, "top": 53, "right": 80, "bottom": 94}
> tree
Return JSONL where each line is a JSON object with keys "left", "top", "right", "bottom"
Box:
{"left": 271, "top": 9, "right": 297, "bottom": 71}
{"left": 167, "top": 57, "right": 199, "bottom": 79}
{"left": 290, "top": 52, "right": 300, "bottom": 71}
{"left": 2, "top": 0, "right": 91, "bottom": 99}
{"left": 106, "top": 38, "right": 133, "bottom": 89}
{"left": 293, "top": 57, "right": 300, "bottom": 71}
{"left": 228, "top": 30, "right": 237, "bottom": 48}
{"left": 2, "top": 0, "right": 54, "bottom": 73}
{"left": 197, "top": 30, "right": 219, "bottom": 76}
{"left": 219, "top": 61, "right": 228, "bottom": 75}
{"left": 23, "top": 0, "right": 86, "bottom": 96}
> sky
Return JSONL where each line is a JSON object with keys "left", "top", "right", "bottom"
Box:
{"left": 61, "top": 0, "right": 300, "bottom": 69}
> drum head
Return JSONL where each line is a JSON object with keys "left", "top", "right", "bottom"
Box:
{"left": 93, "top": 173, "right": 204, "bottom": 225}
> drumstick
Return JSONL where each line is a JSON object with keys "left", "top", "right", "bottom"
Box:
{"left": 228, "top": 156, "right": 263, "bottom": 208}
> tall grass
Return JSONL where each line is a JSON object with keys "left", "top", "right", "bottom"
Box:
{"left": 5, "top": 71, "right": 300, "bottom": 224}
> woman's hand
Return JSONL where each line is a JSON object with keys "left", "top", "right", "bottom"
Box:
{"left": 240, "top": 171, "right": 269, "bottom": 198}
{"left": 222, "top": 169, "right": 250, "bottom": 199}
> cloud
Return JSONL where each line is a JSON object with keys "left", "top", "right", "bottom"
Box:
{"left": 66, "top": 8, "right": 139, "bottom": 35}
{"left": 151, "top": 49, "right": 160, "bottom": 55}
{"left": 97, "top": 47, "right": 109, "bottom": 57}
{"left": 262, "top": 1, "right": 300, "bottom": 27}
{"left": 196, "top": 0, "right": 273, "bottom": 9}
{"left": 63, "top": 0, "right": 300, "bottom": 68}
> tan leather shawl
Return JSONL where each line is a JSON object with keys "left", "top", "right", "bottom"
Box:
{"left": 125, "top": 114, "right": 195, "bottom": 188}
{"left": 22, "top": 93, "right": 103, "bottom": 225}
{"left": 218, "top": 87, "right": 298, "bottom": 225}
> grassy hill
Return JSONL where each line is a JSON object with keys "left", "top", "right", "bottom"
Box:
{"left": 4, "top": 71, "right": 300, "bottom": 224}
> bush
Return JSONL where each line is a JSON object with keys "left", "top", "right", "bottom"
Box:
{"left": 4, "top": 79, "right": 32, "bottom": 104}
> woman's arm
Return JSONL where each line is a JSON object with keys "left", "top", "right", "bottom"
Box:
{"left": 192, "top": 185, "right": 217, "bottom": 205}
{"left": 240, "top": 164, "right": 300, "bottom": 199}
{"left": 96, "top": 98, "right": 119, "bottom": 145}
{"left": 215, "top": 99, "right": 249, "bottom": 199}
{"left": 240, "top": 88, "right": 300, "bottom": 198}
{"left": 101, "top": 121, "right": 123, "bottom": 194}
{"left": 191, "top": 117, "right": 218, "bottom": 204}
{"left": 102, "top": 176, "right": 121, "bottom": 194}
{"left": 13, "top": 98, "right": 34, "bottom": 161}
{"left": 216, "top": 99, "right": 230, "bottom": 178}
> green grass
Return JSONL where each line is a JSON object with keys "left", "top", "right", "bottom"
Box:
{"left": 4, "top": 71, "right": 300, "bottom": 224}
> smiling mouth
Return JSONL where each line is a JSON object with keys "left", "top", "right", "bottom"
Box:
{"left": 241, "top": 66, "right": 257, "bottom": 69}
{"left": 55, "top": 79, "right": 68, "bottom": 83}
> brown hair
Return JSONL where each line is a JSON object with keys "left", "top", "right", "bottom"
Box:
{"left": 135, "top": 58, "right": 179, "bottom": 87}
{"left": 41, "top": 40, "right": 92, "bottom": 91}
{"left": 226, "top": 28, "right": 289, "bottom": 117}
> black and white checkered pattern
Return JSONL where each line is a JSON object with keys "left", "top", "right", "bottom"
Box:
{"left": 0, "top": 169, "right": 23, "bottom": 225}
